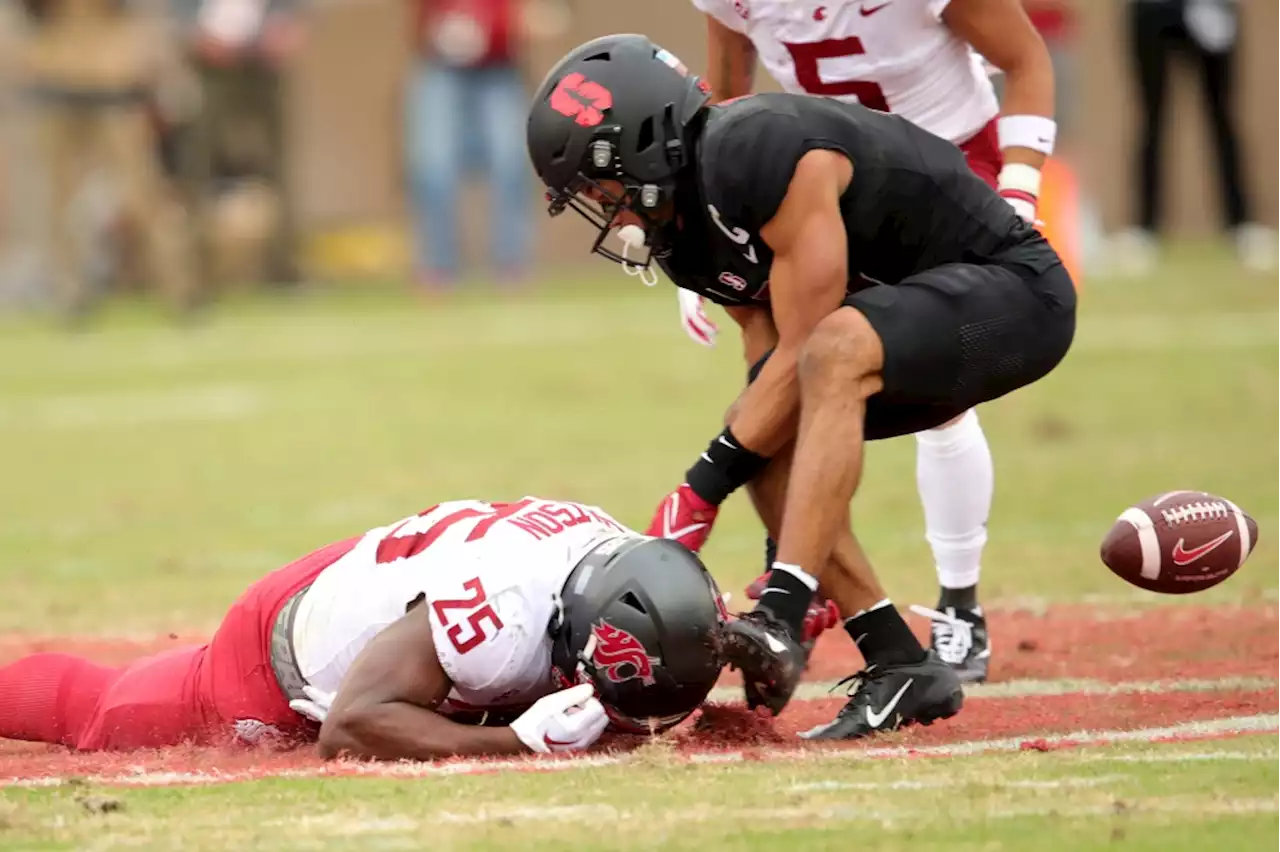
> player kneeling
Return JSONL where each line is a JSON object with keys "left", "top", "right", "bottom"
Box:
{"left": 0, "top": 498, "right": 726, "bottom": 758}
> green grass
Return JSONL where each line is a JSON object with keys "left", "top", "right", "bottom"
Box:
{"left": 0, "top": 245, "right": 1275, "bottom": 634}
{"left": 2, "top": 736, "right": 1276, "bottom": 850}
{"left": 0, "top": 245, "right": 1276, "bottom": 849}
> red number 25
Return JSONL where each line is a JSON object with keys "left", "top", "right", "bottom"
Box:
{"left": 431, "top": 577, "right": 504, "bottom": 654}
{"left": 783, "top": 37, "right": 889, "bottom": 112}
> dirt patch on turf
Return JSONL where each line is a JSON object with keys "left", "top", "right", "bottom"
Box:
{"left": 1, "top": 604, "right": 1275, "bottom": 785}
{"left": 3, "top": 604, "right": 1274, "bottom": 684}
{"left": 788, "top": 603, "right": 1279, "bottom": 685}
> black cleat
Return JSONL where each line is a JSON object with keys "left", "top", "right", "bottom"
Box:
{"left": 719, "top": 609, "right": 808, "bottom": 716}
{"left": 799, "top": 651, "right": 964, "bottom": 740}
{"left": 910, "top": 604, "right": 991, "bottom": 684}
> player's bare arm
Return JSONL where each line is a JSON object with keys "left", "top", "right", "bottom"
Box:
{"left": 944, "top": 0, "right": 1056, "bottom": 222}
{"left": 943, "top": 0, "right": 1054, "bottom": 168}
{"left": 725, "top": 149, "right": 854, "bottom": 459}
{"left": 705, "top": 16, "right": 757, "bottom": 103}
{"left": 317, "top": 601, "right": 523, "bottom": 761}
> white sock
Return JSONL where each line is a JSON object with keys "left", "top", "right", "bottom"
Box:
{"left": 915, "top": 409, "right": 993, "bottom": 591}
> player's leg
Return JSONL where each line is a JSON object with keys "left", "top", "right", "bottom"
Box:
{"left": 75, "top": 646, "right": 208, "bottom": 750}
{"left": 720, "top": 306, "right": 893, "bottom": 713}
{"left": 775, "top": 307, "right": 966, "bottom": 735}
{"left": 914, "top": 409, "right": 994, "bottom": 682}
{"left": 735, "top": 255, "right": 1075, "bottom": 730}
{"left": 196, "top": 536, "right": 361, "bottom": 745}
{"left": 0, "top": 653, "right": 119, "bottom": 746}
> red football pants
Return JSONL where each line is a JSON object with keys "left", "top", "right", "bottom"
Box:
{"left": 958, "top": 118, "right": 1003, "bottom": 191}
{"left": 0, "top": 537, "right": 357, "bottom": 751}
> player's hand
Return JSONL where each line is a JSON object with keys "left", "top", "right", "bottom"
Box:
{"left": 511, "top": 683, "right": 609, "bottom": 754}
{"left": 289, "top": 685, "right": 336, "bottom": 724}
{"left": 745, "top": 572, "right": 841, "bottom": 644}
{"left": 678, "top": 290, "right": 719, "bottom": 347}
{"left": 645, "top": 483, "right": 719, "bottom": 553}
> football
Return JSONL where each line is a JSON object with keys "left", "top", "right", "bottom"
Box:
{"left": 1100, "top": 491, "right": 1258, "bottom": 594}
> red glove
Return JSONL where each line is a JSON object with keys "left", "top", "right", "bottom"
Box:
{"left": 645, "top": 484, "right": 719, "bottom": 553}
{"left": 746, "top": 571, "right": 841, "bottom": 644}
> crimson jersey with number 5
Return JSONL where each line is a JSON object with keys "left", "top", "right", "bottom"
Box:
{"left": 694, "top": 0, "right": 998, "bottom": 147}
{"left": 289, "top": 497, "right": 632, "bottom": 716}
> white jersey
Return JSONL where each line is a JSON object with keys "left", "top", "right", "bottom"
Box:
{"left": 694, "top": 0, "right": 998, "bottom": 144}
{"left": 290, "top": 497, "right": 633, "bottom": 716}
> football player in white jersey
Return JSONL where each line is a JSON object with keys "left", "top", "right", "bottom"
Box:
{"left": 0, "top": 497, "right": 726, "bottom": 757}
{"left": 655, "top": 0, "right": 1059, "bottom": 684}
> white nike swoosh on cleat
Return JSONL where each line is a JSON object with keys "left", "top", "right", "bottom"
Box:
{"left": 853, "top": 633, "right": 869, "bottom": 646}
{"left": 865, "top": 677, "right": 914, "bottom": 728}
{"left": 765, "top": 633, "right": 789, "bottom": 654}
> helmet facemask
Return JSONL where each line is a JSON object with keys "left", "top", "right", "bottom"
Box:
{"left": 544, "top": 125, "right": 683, "bottom": 286}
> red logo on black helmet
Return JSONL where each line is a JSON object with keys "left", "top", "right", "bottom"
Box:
{"left": 549, "top": 73, "right": 613, "bottom": 127}
{"left": 590, "top": 620, "right": 660, "bottom": 686}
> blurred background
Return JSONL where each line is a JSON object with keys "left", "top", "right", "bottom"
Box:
{"left": 0, "top": 0, "right": 1274, "bottom": 319}
{"left": 0, "top": 0, "right": 1274, "bottom": 635}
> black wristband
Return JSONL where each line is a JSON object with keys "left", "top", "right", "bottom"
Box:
{"left": 685, "top": 427, "right": 771, "bottom": 507}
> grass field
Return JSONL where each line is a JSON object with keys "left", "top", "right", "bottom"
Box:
{"left": 0, "top": 243, "right": 1276, "bottom": 850}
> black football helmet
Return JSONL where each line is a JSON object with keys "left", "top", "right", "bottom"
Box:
{"left": 550, "top": 534, "right": 727, "bottom": 734}
{"left": 526, "top": 34, "right": 710, "bottom": 270}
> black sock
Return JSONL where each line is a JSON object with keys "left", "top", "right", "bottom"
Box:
{"left": 756, "top": 564, "right": 815, "bottom": 638}
{"left": 764, "top": 537, "right": 777, "bottom": 573}
{"left": 938, "top": 584, "right": 978, "bottom": 611}
{"left": 844, "top": 601, "right": 926, "bottom": 668}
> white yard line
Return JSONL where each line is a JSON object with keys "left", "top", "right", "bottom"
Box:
{"left": 2, "top": 713, "right": 1275, "bottom": 789}
{"left": 706, "top": 674, "right": 1276, "bottom": 704}
{"left": 786, "top": 774, "right": 1132, "bottom": 793}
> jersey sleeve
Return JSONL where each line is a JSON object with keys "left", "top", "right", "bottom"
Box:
{"left": 702, "top": 102, "right": 848, "bottom": 233}
{"left": 426, "top": 561, "right": 541, "bottom": 699}
{"left": 691, "top": 0, "right": 748, "bottom": 34}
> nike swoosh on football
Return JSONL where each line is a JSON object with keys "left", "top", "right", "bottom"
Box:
{"left": 865, "top": 677, "right": 913, "bottom": 728}
{"left": 1171, "top": 530, "right": 1234, "bottom": 566}
{"left": 859, "top": 1, "right": 892, "bottom": 15}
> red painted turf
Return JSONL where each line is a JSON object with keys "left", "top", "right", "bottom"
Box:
{"left": 0, "top": 605, "right": 1275, "bottom": 782}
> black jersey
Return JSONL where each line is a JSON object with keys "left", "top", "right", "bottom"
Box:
{"left": 656, "top": 93, "right": 1047, "bottom": 307}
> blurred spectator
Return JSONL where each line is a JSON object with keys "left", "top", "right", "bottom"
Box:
{"left": 1114, "top": 0, "right": 1274, "bottom": 273}
{"left": 15, "top": 0, "right": 197, "bottom": 323}
{"left": 170, "top": 0, "right": 307, "bottom": 289}
{"left": 404, "top": 0, "right": 568, "bottom": 290}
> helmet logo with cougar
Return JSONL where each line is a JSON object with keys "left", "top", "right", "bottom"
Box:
{"left": 591, "top": 621, "right": 661, "bottom": 686}
{"left": 549, "top": 73, "right": 613, "bottom": 128}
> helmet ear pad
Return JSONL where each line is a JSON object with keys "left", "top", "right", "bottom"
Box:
{"left": 551, "top": 536, "right": 725, "bottom": 733}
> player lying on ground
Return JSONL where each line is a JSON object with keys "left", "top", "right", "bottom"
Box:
{"left": 681, "top": 0, "right": 1059, "bottom": 685}
{"left": 527, "top": 35, "right": 1076, "bottom": 739}
{"left": 0, "top": 498, "right": 726, "bottom": 756}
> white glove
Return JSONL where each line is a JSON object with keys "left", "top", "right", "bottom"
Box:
{"left": 289, "top": 685, "right": 335, "bottom": 724}
{"left": 510, "top": 683, "right": 609, "bottom": 754}
{"left": 677, "top": 290, "right": 719, "bottom": 347}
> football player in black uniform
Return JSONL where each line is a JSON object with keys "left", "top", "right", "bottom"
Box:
{"left": 527, "top": 34, "right": 1076, "bottom": 739}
